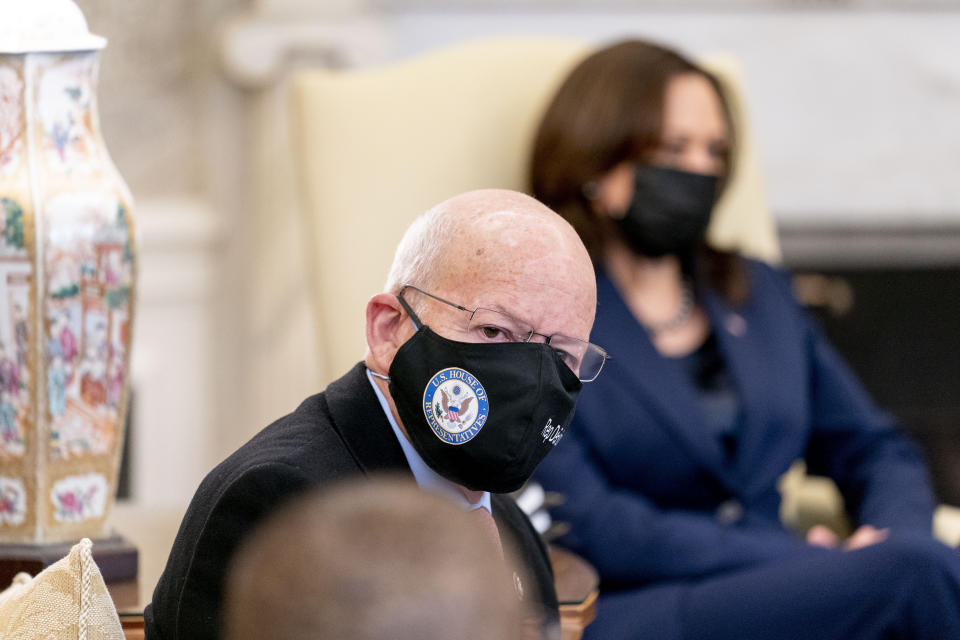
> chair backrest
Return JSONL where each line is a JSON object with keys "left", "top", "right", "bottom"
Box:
{"left": 290, "top": 37, "right": 779, "bottom": 384}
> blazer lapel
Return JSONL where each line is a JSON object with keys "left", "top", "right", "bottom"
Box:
{"left": 595, "top": 275, "right": 733, "bottom": 488}
{"left": 700, "top": 287, "right": 777, "bottom": 495}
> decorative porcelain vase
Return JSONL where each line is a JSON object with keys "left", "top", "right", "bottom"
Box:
{"left": 0, "top": 1, "right": 135, "bottom": 544}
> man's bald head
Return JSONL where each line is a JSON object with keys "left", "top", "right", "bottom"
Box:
{"left": 385, "top": 189, "right": 594, "bottom": 317}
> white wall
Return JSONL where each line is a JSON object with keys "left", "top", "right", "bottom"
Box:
{"left": 376, "top": 9, "right": 960, "bottom": 228}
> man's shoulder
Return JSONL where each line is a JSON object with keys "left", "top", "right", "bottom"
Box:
{"left": 204, "top": 390, "right": 361, "bottom": 499}
{"left": 145, "top": 371, "right": 377, "bottom": 640}
{"left": 190, "top": 362, "right": 395, "bottom": 521}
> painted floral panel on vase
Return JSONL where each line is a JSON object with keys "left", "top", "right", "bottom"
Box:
{"left": 0, "top": 476, "right": 26, "bottom": 526}
{"left": 0, "top": 58, "right": 31, "bottom": 461}
{"left": 0, "top": 196, "right": 30, "bottom": 459}
{"left": 50, "top": 472, "right": 106, "bottom": 523}
{"left": 0, "top": 52, "right": 35, "bottom": 538}
{"left": 37, "top": 54, "right": 98, "bottom": 175}
{"left": 45, "top": 191, "right": 132, "bottom": 461}
{"left": 0, "top": 60, "right": 25, "bottom": 177}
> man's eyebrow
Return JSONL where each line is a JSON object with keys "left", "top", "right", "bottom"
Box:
{"left": 483, "top": 304, "right": 537, "bottom": 329}
{"left": 477, "top": 301, "right": 518, "bottom": 317}
{"left": 484, "top": 303, "right": 513, "bottom": 315}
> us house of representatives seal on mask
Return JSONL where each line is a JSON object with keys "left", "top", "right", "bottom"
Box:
{"left": 422, "top": 367, "right": 490, "bottom": 445}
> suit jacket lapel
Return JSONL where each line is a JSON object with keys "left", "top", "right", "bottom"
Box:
{"left": 595, "top": 274, "right": 733, "bottom": 487}
{"left": 700, "top": 287, "right": 777, "bottom": 495}
{"left": 324, "top": 362, "right": 414, "bottom": 476}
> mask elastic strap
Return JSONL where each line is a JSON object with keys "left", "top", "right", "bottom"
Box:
{"left": 367, "top": 369, "right": 390, "bottom": 382}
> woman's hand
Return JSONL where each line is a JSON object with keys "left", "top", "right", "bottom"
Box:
{"left": 843, "top": 525, "right": 889, "bottom": 551}
{"left": 806, "top": 525, "right": 840, "bottom": 548}
{"left": 806, "top": 524, "right": 889, "bottom": 550}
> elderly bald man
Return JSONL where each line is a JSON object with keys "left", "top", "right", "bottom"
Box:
{"left": 145, "top": 189, "right": 605, "bottom": 640}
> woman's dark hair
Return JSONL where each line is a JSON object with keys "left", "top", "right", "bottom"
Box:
{"left": 529, "top": 39, "right": 748, "bottom": 303}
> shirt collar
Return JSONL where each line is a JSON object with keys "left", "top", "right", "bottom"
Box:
{"left": 365, "top": 368, "right": 492, "bottom": 514}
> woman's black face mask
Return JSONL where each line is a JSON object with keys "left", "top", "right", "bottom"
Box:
{"left": 612, "top": 165, "right": 719, "bottom": 259}
{"left": 384, "top": 300, "right": 582, "bottom": 494}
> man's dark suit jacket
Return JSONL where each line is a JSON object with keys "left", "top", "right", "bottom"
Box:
{"left": 144, "top": 362, "right": 558, "bottom": 640}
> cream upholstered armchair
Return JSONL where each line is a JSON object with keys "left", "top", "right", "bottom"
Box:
{"left": 288, "top": 39, "right": 959, "bottom": 628}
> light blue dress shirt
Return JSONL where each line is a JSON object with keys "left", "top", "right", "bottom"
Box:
{"left": 366, "top": 368, "right": 492, "bottom": 515}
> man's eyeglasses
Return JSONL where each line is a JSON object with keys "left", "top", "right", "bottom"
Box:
{"left": 397, "top": 284, "right": 609, "bottom": 383}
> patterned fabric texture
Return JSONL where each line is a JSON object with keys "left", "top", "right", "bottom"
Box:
{"left": 0, "top": 538, "right": 124, "bottom": 640}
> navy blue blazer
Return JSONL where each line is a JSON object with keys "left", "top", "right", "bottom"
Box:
{"left": 534, "top": 259, "right": 935, "bottom": 589}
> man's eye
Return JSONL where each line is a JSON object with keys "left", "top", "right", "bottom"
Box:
{"left": 553, "top": 348, "right": 577, "bottom": 368}
{"left": 481, "top": 326, "right": 505, "bottom": 340}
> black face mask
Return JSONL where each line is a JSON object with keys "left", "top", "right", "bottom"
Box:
{"left": 613, "top": 165, "right": 719, "bottom": 259}
{"left": 386, "top": 324, "right": 582, "bottom": 494}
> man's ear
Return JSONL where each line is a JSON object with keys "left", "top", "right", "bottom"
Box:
{"left": 365, "top": 293, "right": 412, "bottom": 373}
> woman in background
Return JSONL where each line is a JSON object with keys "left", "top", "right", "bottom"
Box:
{"left": 530, "top": 40, "right": 960, "bottom": 640}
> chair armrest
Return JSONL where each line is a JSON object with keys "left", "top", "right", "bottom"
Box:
{"left": 120, "top": 613, "right": 145, "bottom": 640}
{"left": 934, "top": 504, "right": 960, "bottom": 548}
{"left": 781, "top": 463, "right": 960, "bottom": 547}
{"left": 778, "top": 463, "right": 852, "bottom": 537}
{"left": 549, "top": 546, "right": 599, "bottom": 640}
